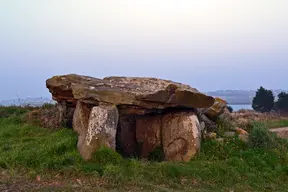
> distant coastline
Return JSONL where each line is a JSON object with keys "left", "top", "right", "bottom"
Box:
{"left": 0, "top": 97, "right": 54, "bottom": 107}
{"left": 206, "top": 89, "right": 287, "bottom": 106}
{"left": 228, "top": 102, "right": 251, "bottom": 105}
{"left": 1, "top": 89, "right": 286, "bottom": 107}
{"left": 230, "top": 104, "right": 252, "bottom": 111}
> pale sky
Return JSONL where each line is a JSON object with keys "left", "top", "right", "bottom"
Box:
{"left": 0, "top": 0, "right": 288, "bottom": 100}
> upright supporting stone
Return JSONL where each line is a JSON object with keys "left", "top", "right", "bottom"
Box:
{"left": 73, "top": 102, "right": 92, "bottom": 160}
{"left": 162, "top": 112, "right": 201, "bottom": 162}
{"left": 57, "top": 101, "right": 75, "bottom": 128}
{"left": 73, "top": 102, "right": 119, "bottom": 160}
{"left": 116, "top": 115, "right": 138, "bottom": 157}
{"left": 136, "top": 115, "right": 162, "bottom": 158}
{"left": 86, "top": 105, "right": 118, "bottom": 153}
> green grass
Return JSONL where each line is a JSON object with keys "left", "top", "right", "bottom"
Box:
{"left": 262, "top": 119, "right": 288, "bottom": 129}
{"left": 238, "top": 119, "right": 288, "bottom": 133}
{"left": 1, "top": 107, "right": 288, "bottom": 191}
{"left": 0, "top": 106, "right": 30, "bottom": 118}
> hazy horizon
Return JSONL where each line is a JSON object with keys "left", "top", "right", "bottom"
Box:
{"left": 1, "top": 0, "right": 288, "bottom": 100}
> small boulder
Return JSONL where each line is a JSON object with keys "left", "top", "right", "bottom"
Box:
{"left": 235, "top": 127, "right": 248, "bottom": 135}
{"left": 218, "top": 108, "right": 233, "bottom": 122}
{"left": 202, "top": 115, "right": 217, "bottom": 132}
{"left": 223, "top": 132, "right": 236, "bottom": 138}
{"left": 205, "top": 132, "right": 217, "bottom": 139}
{"left": 204, "top": 97, "right": 227, "bottom": 119}
{"left": 215, "top": 138, "right": 224, "bottom": 143}
{"left": 234, "top": 127, "right": 249, "bottom": 143}
{"left": 238, "top": 134, "right": 249, "bottom": 143}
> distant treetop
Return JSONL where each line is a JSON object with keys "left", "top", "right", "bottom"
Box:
{"left": 252, "top": 86, "right": 274, "bottom": 112}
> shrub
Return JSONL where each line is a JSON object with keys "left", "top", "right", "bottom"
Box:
{"left": 41, "top": 103, "right": 56, "bottom": 109}
{"left": 215, "top": 117, "right": 236, "bottom": 135}
{"left": 0, "top": 106, "right": 30, "bottom": 118}
{"left": 275, "top": 92, "right": 288, "bottom": 112}
{"left": 235, "top": 120, "right": 255, "bottom": 133}
{"left": 226, "top": 105, "right": 233, "bottom": 113}
{"left": 148, "top": 146, "right": 165, "bottom": 162}
{"left": 252, "top": 86, "right": 274, "bottom": 112}
{"left": 248, "top": 125, "right": 274, "bottom": 149}
{"left": 25, "top": 104, "right": 74, "bottom": 129}
{"left": 248, "top": 124, "right": 288, "bottom": 156}
{"left": 91, "top": 147, "right": 123, "bottom": 166}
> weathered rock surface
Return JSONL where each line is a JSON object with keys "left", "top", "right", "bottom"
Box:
{"left": 116, "top": 115, "right": 138, "bottom": 157}
{"left": 198, "top": 113, "right": 217, "bottom": 132}
{"left": 205, "top": 132, "right": 217, "bottom": 139}
{"left": 235, "top": 127, "right": 248, "bottom": 135}
{"left": 204, "top": 97, "right": 227, "bottom": 119}
{"left": 136, "top": 115, "right": 162, "bottom": 158}
{"left": 73, "top": 102, "right": 91, "bottom": 135}
{"left": 162, "top": 112, "right": 201, "bottom": 162}
{"left": 27, "top": 102, "right": 74, "bottom": 129}
{"left": 46, "top": 74, "right": 214, "bottom": 110}
{"left": 218, "top": 108, "right": 234, "bottom": 123}
{"left": 73, "top": 102, "right": 119, "bottom": 160}
{"left": 73, "top": 102, "right": 92, "bottom": 160}
{"left": 87, "top": 105, "right": 119, "bottom": 149}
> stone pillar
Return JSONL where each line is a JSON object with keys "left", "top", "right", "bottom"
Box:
{"left": 116, "top": 115, "right": 138, "bottom": 157}
{"left": 73, "top": 101, "right": 119, "bottom": 160}
{"left": 162, "top": 112, "right": 201, "bottom": 162}
{"left": 135, "top": 115, "right": 162, "bottom": 158}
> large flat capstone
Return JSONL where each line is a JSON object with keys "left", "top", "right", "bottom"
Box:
{"left": 46, "top": 74, "right": 214, "bottom": 110}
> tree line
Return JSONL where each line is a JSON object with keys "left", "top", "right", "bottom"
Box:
{"left": 252, "top": 86, "right": 288, "bottom": 113}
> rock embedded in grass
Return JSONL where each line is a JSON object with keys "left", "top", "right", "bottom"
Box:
{"left": 223, "top": 132, "right": 236, "bottom": 138}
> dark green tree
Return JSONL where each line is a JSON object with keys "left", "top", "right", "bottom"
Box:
{"left": 274, "top": 92, "right": 288, "bottom": 112}
{"left": 252, "top": 86, "right": 274, "bottom": 112}
{"left": 226, "top": 105, "right": 233, "bottom": 113}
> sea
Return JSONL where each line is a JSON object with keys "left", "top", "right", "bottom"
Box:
{"left": 230, "top": 104, "right": 252, "bottom": 111}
